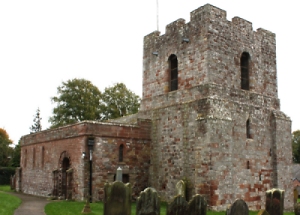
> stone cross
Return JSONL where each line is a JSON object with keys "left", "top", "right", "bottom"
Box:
{"left": 116, "top": 167, "right": 122, "bottom": 182}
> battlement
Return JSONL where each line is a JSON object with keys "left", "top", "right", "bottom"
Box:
{"left": 144, "top": 4, "right": 275, "bottom": 47}
{"left": 142, "top": 3, "right": 278, "bottom": 102}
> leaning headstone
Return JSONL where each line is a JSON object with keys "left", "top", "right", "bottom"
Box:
{"left": 227, "top": 199, "right": 249, "bottom": 215}
{"left": 187, "top": 194, "right": 207, "bottom": 215}
{"left": 257, "top": 209, "right": 270, "bottom": 215}
{"left": 295, "top": 202, "right": 300, "bottom": 215}
{"left": 104, "top": 181, "right": 131, "bottom": 215}
{"left": 265, "top": 188, "right": 284, "bottom": 215}
{"left": 176, "top": 180, "right": 186, "bottom": 199}
{"left": 167, "top": 195, "right": 188, "bottom": 215}
{"left": 136, "top": 187, "right": 160, "bottom": 215}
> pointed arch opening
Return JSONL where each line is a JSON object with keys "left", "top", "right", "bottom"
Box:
{"left": 41, "top": 146, "right": 45, "bottom": 168}
{"left": 241, "top": 52, "right": 250, "bottom": 90}
{"left": 169, "top": 54, "right": 178, "bottom": 91}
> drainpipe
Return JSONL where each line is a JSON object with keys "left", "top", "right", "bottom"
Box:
{"left": 88, "top": 138, "right": 94, "bottom": 202}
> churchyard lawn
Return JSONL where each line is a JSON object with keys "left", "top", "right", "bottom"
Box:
{"left": 0, "top": 185, "right": 21, "bottom": 215}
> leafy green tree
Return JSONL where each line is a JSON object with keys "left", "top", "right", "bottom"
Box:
{"left": 0, "top": 128, "right": 13, "bottom": 167}
{"left": 30, "top": 107, "right": 42, "bottom": 133}
{"left": 9, "top": 141, "right": 21, "bottom": 167}
{"left": 292, "top": 130, "right": 300, "bottom": 163}
{"left": 100, "top": 83, "right": 140, "bottom": 121}
{"left": 49, "top": 78, "right": 102, "bottom": 128}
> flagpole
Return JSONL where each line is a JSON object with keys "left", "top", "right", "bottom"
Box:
{"left": 156, "top": 0, "right": 159, "bottom": 31}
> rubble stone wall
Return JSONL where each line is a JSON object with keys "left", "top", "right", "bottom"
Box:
{"left": 140, "top": 4, "right": 292, "bottom": 211}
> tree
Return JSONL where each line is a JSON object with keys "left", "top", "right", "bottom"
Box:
{"left": 0, "top": 128, "right": 13, "bottom": 167}
{"left": 292, "top": 130, "right": 300, "bottom": 163}
{"left": 30, "top": 107, "right": 42, "bottom": 133}
{"left": 100, "top": 83, "right": 140, "bottom": 121}
{"left": 49, "top": 78, "right": 102, "bottom": 128}
{"left": 9, "top": 140, "right": 21, "bottom": 167}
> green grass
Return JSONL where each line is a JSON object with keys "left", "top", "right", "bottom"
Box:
{"left": 0, "top": 191, "right": 22, "bottom": 215}
{"left": 0, "top": 184, "right": 12, "bottom": 192}
{"left": 45, "top": 200, "right": 295, "bottom": 215}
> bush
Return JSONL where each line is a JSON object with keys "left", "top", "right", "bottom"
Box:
{"left": 0, "top": 167, "right": 16, "bottom": 185}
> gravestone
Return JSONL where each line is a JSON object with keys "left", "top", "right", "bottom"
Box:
{"left": 187, "top": 194, "right": 207, "bottom": 215}
{"left": 167, "top": 195, "right": 188, "bottom": 215}
{"left": 257, "top": 209, "right": 270, "bottom": 215}
{"left": 227, "top": 199, "right": 249, "bottom": 215}
{"left": 265, "top": 188, "right": 284, "bottom": 215}
{"left": 295, "top": 202, "right": 300, "bottom": 215}
{"left": 116, "top": 167, "right": 122, "bottom": 181}
{"left": 176, "top": 180, "right": 186, "bottom": 199}
{"left": 104, "top": 181, "right": 131, "bottom": 215}
{"left": 136, "top": 187, "right": 160, "bottom": 215}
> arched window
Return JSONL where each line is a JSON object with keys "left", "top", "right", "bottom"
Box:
{"left": 119, "top": 144, "right": 124, "bottom": 162}
{"left": 41, "top": 146, "right": 45, "bottom": 168}
{"left": 246, "top": 118, "right": 251, "bottom": 139}
{"left": 247, "top": 161, "right": 250, "bottom": 169}
{"left": 241, "top": 52, "right": 250, "bottom": 90}
{"left": 33, "top": 148, "right": 36, "bottom": 168}
{"left": 169, "top": 54, "right": 178, "bottom": 91}
{"left": 24, "top": 149, "right": 27, "bottom": 168}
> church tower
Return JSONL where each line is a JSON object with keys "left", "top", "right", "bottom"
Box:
{"left": 139, "top": 4, "right": 293, "bottom": 211}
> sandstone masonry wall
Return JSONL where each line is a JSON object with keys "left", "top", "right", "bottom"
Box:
{"left": 140, "top": 3, "right": 292, "bottom": 211}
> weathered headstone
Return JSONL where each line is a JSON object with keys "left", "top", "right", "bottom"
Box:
{"left": 227, "top": 199, "right": 249, "bottom": 215}
{"left": 187, "top": 194, "right": 207, "bottom": 215}
{"left": 104, "top": 181, "right": 131, "bottom": 215}
{"left": 176, "top": 180, "right": 186, "bottom": 199}
{"left": 257, "top": 209, "right": 270, "bottom": 215}
{"left": 265, "top": 188, "right": 284, "bottom": 215}
{"left": 167, "top": 195, "right": 188, "bottom": 215}
{"left": 295, "top": 202, "right": 300, "bottom": 215}
{"left": 136, "top": 187, "right": 160, "bottom": 215}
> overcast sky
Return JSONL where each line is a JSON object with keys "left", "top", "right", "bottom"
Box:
{"left": 0, "top": 1, "right": 298, "bottom": 144}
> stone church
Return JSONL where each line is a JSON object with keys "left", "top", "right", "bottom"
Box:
{"left": 16, "top": 4, "right": 293, "bottom": 211}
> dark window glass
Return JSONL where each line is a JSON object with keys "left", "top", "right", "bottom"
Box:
{"left": 169, "top": 55, "right": 178, "bottom": 91}
{"left": 241, "top": 52, "right": 250, "bottom": 90}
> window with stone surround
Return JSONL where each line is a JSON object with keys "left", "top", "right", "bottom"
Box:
{"left": 169, "top": 54, "right": 178, "bottom": 91}
{"left": 246, "top": 118, "right": 251, "bottom": 139}
{"left": 247, "top": 161, "right": 250, "bottom": 169}
{"left": 241, "top": 52, "right": 250, "bottom": 90}
{"left": 24, "top": 149, "right": 27, "bottom": 168}
{"left": 119, "top": 144, "right": 124, "bottom": 162}
{"left": 33, "top": 148, "right": 36, "bottom": 169}
{"left": 41, "top": 146, "right": 45, "bottom": 168}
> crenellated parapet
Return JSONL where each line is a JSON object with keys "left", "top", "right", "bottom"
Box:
{"left": 142, "top": 4, "right": 278, "bottom": 103}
